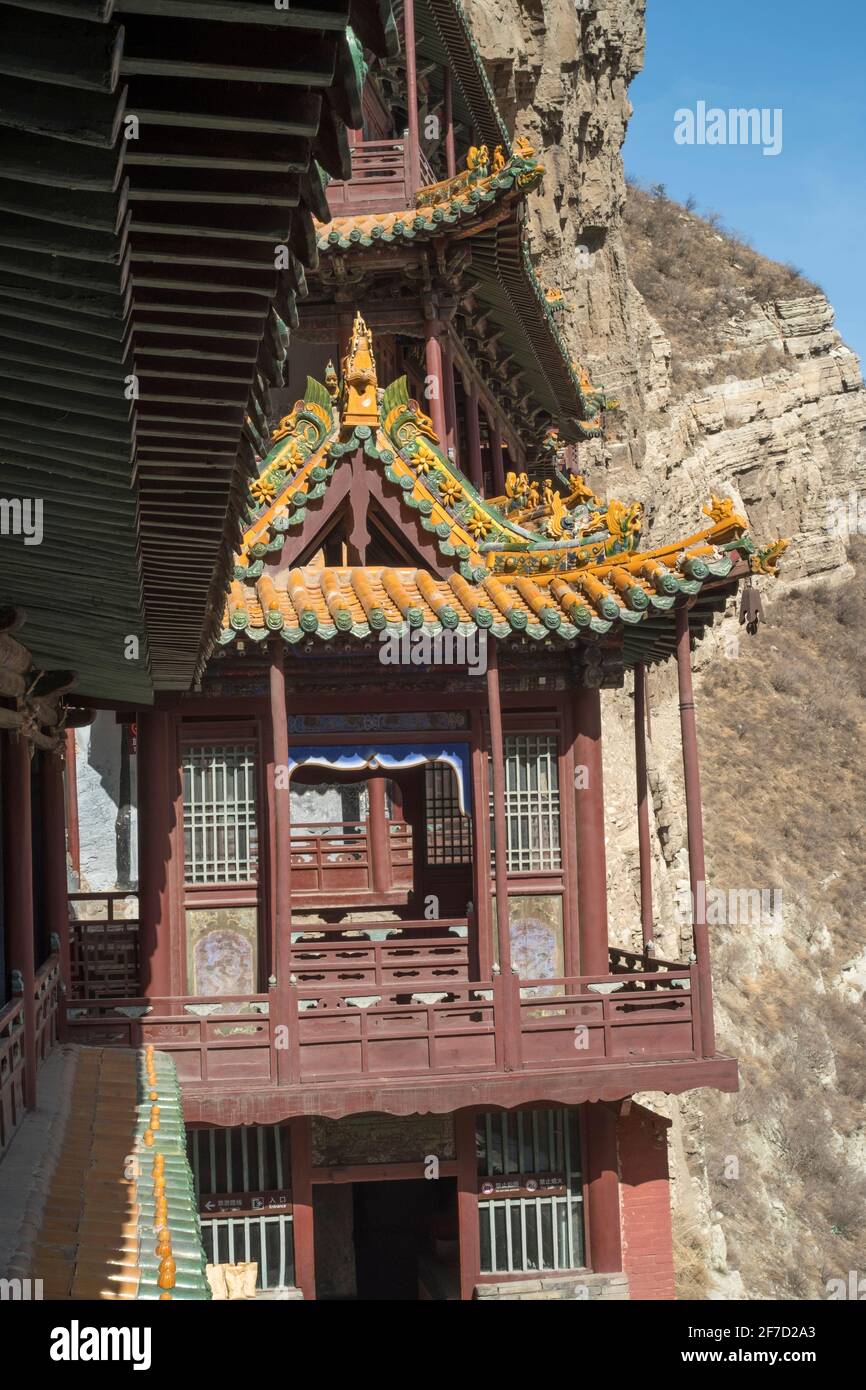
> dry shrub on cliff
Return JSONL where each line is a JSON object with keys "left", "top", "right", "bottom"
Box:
{"left": 671, "top": 1215, "right": 713, "bottom": 1300}
{"left": 699, "top": 545, "right": 866, "bottom": 955}
{"left": 622, "top": 182, "right": 817, "bottom": 389}
{"left": 823, "top": 991, "right": 866, "bottom": 1103}
{"left": 694, "top": 542, "right": 866, "bottom": 1296}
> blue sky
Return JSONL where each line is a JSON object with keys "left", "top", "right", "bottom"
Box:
{"left": 622, "top": 0, "right": 866, "bottom": 361}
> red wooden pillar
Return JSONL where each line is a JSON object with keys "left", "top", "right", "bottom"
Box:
{"left": 442, "top": 340, "right": 459, "bottom": 460}
{"left": 3, "top": 734, "right": 37, "bottom": 1107}
{"left": 486, "top": 641, "right": 520, "bottom": 1069}
{"left": 269, "top": 640, "right": 294, "bottom": 1085}
{"left": 469, "top": 708, "right": 492, "bottom": 979}
{"left": 584, "top": 1102, "right": 623, "bottom": 1273}
{"left": 633, "top": 663, "right": 654, "bottom": 952}
{"left": 136, "top": 709, "right": 173, "bottom": 999}
{"left": 40, "top": 751, "right": 70, "bottom": 1034}
{"left": 403, "top": 0, "right": 421, "bottom": 195}
{"left": 455, "top": 1107, "right": 480, "bottom": 1300}
{"left": 486, "top": 641, "right": 511, "bottom": 978}
{"left": 443, "top": 66, "right": 456, "bottom": 178}
{"left": 465, "top": 381, "right": 484, "bottom": 493}
{"left": 64, "top": 728, "right": 80, "bottom": 881}
{"left": 675, "top": 602, "right": 715, "bottom": 1057}
{"left": 367, "top": 774, "right": 391, "bottom": 895}
{"left": 488, "top": 414, "right": 505, "bottom": 497}
{"left": 289, "top": 1116, "right": 316, "bottom": 1298}
{"left": 573, "top": 683, "right": 609, "bottom": 976}
{"left": 423, "top": 317, "right": 449, "bottom": 447}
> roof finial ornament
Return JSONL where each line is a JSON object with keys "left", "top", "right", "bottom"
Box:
{"left": 324, "top": 359, "right": 339, "bottom": 402}
{"left": 466, "top": 144, "right": 490, "bottom": 179}
{"left": 340, "top": 310, "right": 379, "bottom": 428}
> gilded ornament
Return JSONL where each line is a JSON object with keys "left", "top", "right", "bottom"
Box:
{"left": 546, "top": 488, "right": 568, "bottom": 539}
{"left": 750, "top": 538, "right": 790, "bottom": 576}
{"left": 466, "top": 510, "right": 493, "bottom": 539}
{"left": 437, "top": 475, "right": 463, "bottom": 506}
{"left": 340, "top": 311, "right": 379, "bottom": 427}
{"left": 410, "top": 439, "right": 439, "bottom": 475}
{"left": 466, "top": 144, "right": 490, "bottom": 177}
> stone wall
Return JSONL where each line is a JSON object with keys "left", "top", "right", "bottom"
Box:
{"left": 474, "top": 1272, "right": 629, "bottom": 1301}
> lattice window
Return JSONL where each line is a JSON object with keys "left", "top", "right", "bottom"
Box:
{"left": 200, "top": 1214, "right": 295, "bottom": 1291}
{"left": 490, "top": 733, "right": 561, "bottom": 872}
{"left": 189, "top": 1125, "right": 295, "bottom": 1290}
{"left": 476, "top": 1108, "right": 585, "bottom": 1274}
{"left": 425, "top": 763, "right": 472, "bottom": 865}
{"left": 182, "top": 743, "right": 257, "bottom": 884}
{"left": 188, "top": 1124, "right": 290, "bottom": 1198}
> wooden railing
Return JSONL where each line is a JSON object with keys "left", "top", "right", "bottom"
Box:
{"left": 294, "top": 979, "right": 499, "bottom": 1083}
{"left": 0, "top": 953, "right": 60, "bottom": 1157}
{"left": 291, "top": 917, "right": 469, "bottom": 990}
{"left": 34, "top": 954, "right": 60, "bottom": 1062}
{"left": 325, "top": 137, "right": 420, "bottom": 215}
{"left": 290, "top": 821, "right": 412, "bottom": 896}
{"left": 418, "top": 148, "right": 437, "bottom": 188}
{"left": 65, "top": 992, "right": 274, "bottom": 1086}
{"left": 63, "top": 956, "right": 702, "bottom": 1091}
{"left": 69, "top": 890, "right": 140, "bottom": 999}
{"left": 0, "top": 995, "right": 25, "bottom": 1158}
{"left": 607, "top": 946, "right": 686, "bottom": 974}
{"left": 517, "top": 965, "right": 697, "bottom": 1069}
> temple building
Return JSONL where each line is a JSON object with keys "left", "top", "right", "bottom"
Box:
{"left": 0, "top": 0, "right": 787, "bottom": 1301}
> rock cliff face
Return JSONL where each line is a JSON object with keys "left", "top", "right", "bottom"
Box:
{"left": 463, "top": 0, "right": 646, "bottom": 386}
{"left": 465, "top": 0, "right": 866, "bottom": 1298}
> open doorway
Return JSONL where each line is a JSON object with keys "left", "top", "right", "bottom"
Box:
{"left": 315, "top": 1177, "right": 459, "bottom": 1300}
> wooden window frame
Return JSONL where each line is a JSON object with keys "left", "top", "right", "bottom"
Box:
{"left": 178, "top": 720, "right": 269, "bottom": 992}
{"left": 475, "top": 1105, "right": 589, "bottom": 1278}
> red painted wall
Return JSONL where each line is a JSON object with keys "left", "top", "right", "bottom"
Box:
{"left": 617, "top": 1103, "right": 676, "bottom": 1301}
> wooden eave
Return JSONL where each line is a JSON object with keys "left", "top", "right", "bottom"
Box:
{"left": 314, "top": 153, "right": 603, "bottom": 443}
{"left": 406, "top": 0, "right": 509, "bottom": 153}
{"left": 0, "top": 0, "right": 395, "bottom": 699}
{"left": 215, "top": 379, "right": 768, "bottom": 670}
{"left": 181, "top": 1054, "right": 740, "bottom": 1125}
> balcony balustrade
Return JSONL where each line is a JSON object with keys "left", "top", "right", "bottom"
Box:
{"left": 290, "top": 820, "right": 413, "bottom": 899}
{"left": 0, "top": 994, "right": 24, "bottom": 1157}
{"left": 63, "top": 936, "right": 703, "bottom": 1092}
{"left": 69, "top": 890, "right": 140, "bottom": 999}
{"left": 0, "top": 952, "right": 60, "bottom": 1158}
{"left": 324, "top": 136, "right": 438, "bottom": 216}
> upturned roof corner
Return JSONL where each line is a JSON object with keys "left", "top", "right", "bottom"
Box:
{"left": 220, "top": 318, "right": 787, "bottom": 665}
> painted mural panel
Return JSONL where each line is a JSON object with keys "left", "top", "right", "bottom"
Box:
{"left": 493, "top": 894, "right": 564, "bottom": 989}
{"left": 186, "top": 906, "right": 258, "bottom": 995}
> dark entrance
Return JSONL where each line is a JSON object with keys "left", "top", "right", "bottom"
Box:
{"left": 314, "top": 1176, "right": 459, "bottom": 1300}
{"left": 353, "top": 1177, "right": 458, "bottom": 1300}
